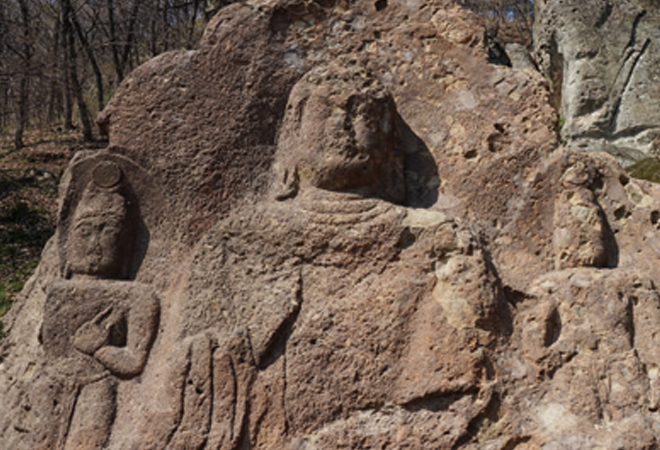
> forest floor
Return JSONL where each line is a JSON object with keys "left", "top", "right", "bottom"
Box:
{"left": 0, "top": 130, "right": 106, "bottom": 337}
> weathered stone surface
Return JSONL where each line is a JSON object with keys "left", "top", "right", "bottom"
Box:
{"left": 535, "top": 0, "right": 660, "bottom": 165}
{"left": 506, "top": 268, "right": 660, "bottom": 448}
{"left": 505, "top": 43, "right": 537, "bottom": 71}
{"left": 4, "top": 0, "right": 660, "bottom": 449}
{"left": 168, "top": 63, "right": 509, "bottom": 449}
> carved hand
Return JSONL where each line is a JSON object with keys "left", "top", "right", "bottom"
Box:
{"left": 93, "top": 293, "right": 160, "bottom": 378}
{"left": 73, "top": 305, "right": 115, "bottom": 355}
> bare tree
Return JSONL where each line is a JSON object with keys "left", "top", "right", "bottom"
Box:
{"left": 13, "top": 0, "right": 31, "bottom": 149}
{"left": 0, "top": 0, "right": 225, "bottom": 142}
{"left": 457, "top": 0, "right": 534, "bottom": 46}
{"left": 47, "top": 15, "right": 62, "bottom": 126}
{"left": 0, "top": 1, "right": 8, "bottom": 131}
{"left": 105, "top": 0, "right": 141, "bottom": 84}
{"left": 62, "top": 0, "right": 93, "bottom": 141}
{"left": 70, "top": 6, "right": 105, "bottom": 110}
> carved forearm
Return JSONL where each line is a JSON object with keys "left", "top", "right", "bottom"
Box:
{"left": 73, "top": 321, "right": 108, "bottom": 355}
{"left": 94, "top": 293, "right": 160, "bottom": 378}
{"left": 94, "top": 346, "right": 148, "bottom": 378}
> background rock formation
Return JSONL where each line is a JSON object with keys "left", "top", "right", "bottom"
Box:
{"left": 535, "top": 0, "right": 660, "bottom": 165}
{"left": 3, "top": 0, "right": 660, "bottom": 449}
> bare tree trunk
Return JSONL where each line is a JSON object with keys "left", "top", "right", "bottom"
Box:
{"left": 14, "top": 76, "right": 28, "bottom": 149}
{"left": 60, "top": 9, "right": 73, "bottom": 131}
{"left": 150, "top": 11, "right": 158, "bottom": 57}
{"left": 48, "top": 17, "right": 62, "bottom": 125}
{"left": 62, "top": 0, "right": 93, "bottom": 141}
{"left": 120, "top": 0, "right": 141, "bottom": 73}
{"left": 0, "top": 1, "right": 6, "bottom": 133}
{"left": 14, "top": 0, "right": 31, "bottom": 149}
{"left": 106, "top": 0, "right": 124, "bottom": 83}
{"left": 188, "top": 0, "right": 199, "bottom": 48}
{"left": 70, "top": 8, "right": 104, "bottom": 110}
{"left": 162, "top": 0, "right": 170, "bottom": 52}
{"left": 1, "top": 86, "right": 7, "bottom": 130}
{"left": 105, "top": 0, "right": 141, "bottom": 85}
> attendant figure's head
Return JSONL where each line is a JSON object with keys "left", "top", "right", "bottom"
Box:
{"left": 66, "top": 161, "right": 136, "bottom": 279}
{"left": 274, "top": 61, "right": 405, "bottom": 204}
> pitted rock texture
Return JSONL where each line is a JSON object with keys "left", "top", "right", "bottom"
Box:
{"left": 535, "top": 0, "right": 660, "bottom": 165}
{"left": 4, "top": 1, "right": 660, "bottom": 449}
{"left": 506, "top": 268, "right": 660, "bottom": 449}
{"left": 175, "top": 193, "right": 503, "bottom": 449}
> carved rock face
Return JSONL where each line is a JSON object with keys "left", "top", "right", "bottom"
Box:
{"left": 177, "top": 188, "right": 507, "bottom": 448}
{"left": 5, "top": 157, "right": 162, "bottom": 450}
{"left": 512, "top": 268, "right": 660, "bottom": 448}
{"left": 9, "top": 1, "right": 660, "bottom": 450}
{"left": 65, "top": 162, "right": 134, "bottom": 279}
{"left": 160, "top": 63, "right": 512, "bottom": 449}
{"left": 301, "top": 90, "right": 396, "bottom": 192}
{"left": 67, "top": 204, "right": 127, "bottom": 278}
{"left": 552, "top": 161, "right": 614, "bottom": 269}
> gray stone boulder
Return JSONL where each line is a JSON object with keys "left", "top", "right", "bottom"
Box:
{"left": 535, "top": 0, "right": 660, "bottom": 165}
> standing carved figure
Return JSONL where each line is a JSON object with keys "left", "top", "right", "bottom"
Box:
{"left": 552, "top": 159, "right": 616, "bottom": 269}
{"left": 36, "top": 161, "right": 159, "bottom": 450}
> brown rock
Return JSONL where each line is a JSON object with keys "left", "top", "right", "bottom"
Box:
{"left": 4, "top": 0, "right": 660, "bottom": 449}
{"left": 509, "top": 268, "right": 660, "bottom": 448}
{"left": 173, "top": 64, "right": 507, "bottom": 448}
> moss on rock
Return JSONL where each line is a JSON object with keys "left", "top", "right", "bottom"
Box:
{"left": 626, "top": 158, "right": 660, "bottom": 184}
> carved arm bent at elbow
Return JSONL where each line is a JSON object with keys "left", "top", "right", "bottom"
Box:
{"left": 94, "top": 292, "right": 160, "bottom": 378}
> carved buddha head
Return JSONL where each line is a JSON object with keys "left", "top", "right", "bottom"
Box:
{"left": 275, "top": 62, "right": 405, "bottom": 204}
{"left": 66, "top": 161, "right": 135, "bottom": 279}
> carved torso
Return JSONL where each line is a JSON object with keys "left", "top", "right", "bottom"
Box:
{"left": 180, "top": 190, "right": 504, "bottom": 446}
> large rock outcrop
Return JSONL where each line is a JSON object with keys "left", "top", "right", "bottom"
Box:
{"left": 535, "top": 0, "right": 660, "bottom": 165}
{"left": 3, "top": 0, "right": 660, "bottom": 449}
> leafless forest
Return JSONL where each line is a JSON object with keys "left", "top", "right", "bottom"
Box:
{"left": 0, "top": 0, "right": 532, "bottom": 149}
{"left": 0, "top": 0, "right": 232, "bottom": 149}
{"left": 458, "top": 0, "right": 533, "bottom": 43}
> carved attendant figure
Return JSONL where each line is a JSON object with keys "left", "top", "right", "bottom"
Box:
{"left": 39, "top": 161, "right": 159, "bottom": 450}
{"left": 552, "top": 160, "right": 614, "bottom": 270}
